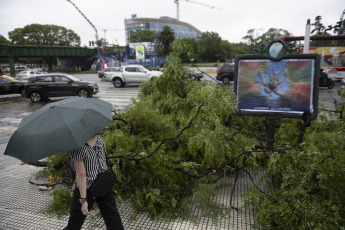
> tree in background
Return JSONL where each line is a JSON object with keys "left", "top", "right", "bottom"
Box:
{"left": 310, "top": 16, "right": 336, "bottom": 46}
{"left": 8, "top": 24, "right": 80, "bottom": 46}
{"left": 221, "top": 40, "right": 233, "bottom": 60}
{"left": 258, "top": 28, "right": 292, "bottom": 44}
{"left": 171, "top": 38, "right": 198, "bottom": 63}
{"left": 242, "top": 28, "right": 263, "bottom": 45}
{"left": 0, "top": 35, "right": 9, "bottom": 45}
{"left": 129, "top": 29, "right": 156, "bottom": 43}
{"left": 311, "top": 16, "right": 326, "bottom": 35}
{"left": 198, "top": 31, "right": 223, "bottom": 62}
{"left": 8, "top": 24, "right": 81, "bottom": 70}
{"left": 156, "top": 26, "right": 175, "bottom": 56}
{"left": 231, "top": 42, "right": 253, "bottom": 56}
{"left": 243, "top": 28, "right": 292, "bottom": 46}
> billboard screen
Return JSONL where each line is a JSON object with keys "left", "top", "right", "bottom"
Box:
{"left": 235, "top": 55, "right": 319, "bottom": 118}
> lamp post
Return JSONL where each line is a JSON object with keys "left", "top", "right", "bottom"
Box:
{"left": 65, "top": 0, "right": 101, "bottom": 70}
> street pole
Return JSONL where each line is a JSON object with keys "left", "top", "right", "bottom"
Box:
{"left": 303, "top": 19, "right": 311, "bottom": 54}
{"left": 65, "top": 0, "right": 101, "bottom": 69}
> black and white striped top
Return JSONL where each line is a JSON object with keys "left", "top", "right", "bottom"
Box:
{"left": 70, "top": 135, "right": 108, "bottom": 189}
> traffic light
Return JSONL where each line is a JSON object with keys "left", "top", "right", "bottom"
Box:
{"left": 89, "top": 41, "right": 95, "bottom": 46}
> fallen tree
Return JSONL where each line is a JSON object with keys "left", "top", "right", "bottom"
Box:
{"left": 35, "top": 43, "right": 345, "bottom": 228}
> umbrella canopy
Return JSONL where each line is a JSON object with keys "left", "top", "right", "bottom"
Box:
{"left": 4, "top": 97, "right": 113, "bottom": 163}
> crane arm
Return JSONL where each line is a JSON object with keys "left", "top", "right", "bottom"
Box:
{"left": 184, "top": 0, "right": 222, "bottom": 10}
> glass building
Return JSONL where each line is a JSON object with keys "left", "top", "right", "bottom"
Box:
{"left": 124, "top": 16, "right": 202, "bottom": 44}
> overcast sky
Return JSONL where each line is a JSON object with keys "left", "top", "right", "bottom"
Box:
{"left": 0, "top": 0, "right": 343, "bottom": 46}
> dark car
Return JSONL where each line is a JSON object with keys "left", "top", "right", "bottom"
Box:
{"left": 24, "top": 73, "right": 99, "bottom": 102}
{"left": 0, "top": 75, "right": 26, "bottom": 96}
{"left": 216, "top": 64, "right": 235, "bottom": 84}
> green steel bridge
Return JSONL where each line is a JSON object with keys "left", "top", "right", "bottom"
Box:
{"left": 0, "top": 43, "right": 97, "bottom": 74}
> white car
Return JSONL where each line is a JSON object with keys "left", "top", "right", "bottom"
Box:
{"left": 15, "top": 70, "right": 43, "bottom": 81}
{"left": 105, "top": 65, "right": 163, "bottom": 87}
{"left": 102, "top": 67, "right": 121, "bottom": 81}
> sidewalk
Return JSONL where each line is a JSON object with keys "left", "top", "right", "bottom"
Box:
{"left": 0, "top": 131, "right": 262, "bottom": 230}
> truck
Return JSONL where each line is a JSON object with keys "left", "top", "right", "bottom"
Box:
{"left": 105, "top": 65, "right": 163, "bottom": 88}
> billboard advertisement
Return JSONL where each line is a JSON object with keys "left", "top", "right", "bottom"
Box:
{"left": 235, "top": 56, "right": 319, "bottom": 118}
{"left": 136, "top": 45, "right": 145, "bottom": 59}
{"left": 129, "top": 42, "right": 157, "bottom": 58}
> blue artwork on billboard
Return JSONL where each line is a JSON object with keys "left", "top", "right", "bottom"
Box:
{"left": 236, "top": 59, "right": 315, "bottom": 114}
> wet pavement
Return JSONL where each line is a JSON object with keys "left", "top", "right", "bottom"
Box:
{"left": 0, "top": 134, "right": 262, "bottom": 229}
{"left": 0, "top": 75, "right": 343, "bottom": 229}
{"left": 0, "top": 78, "right": 260, "bottom": 229}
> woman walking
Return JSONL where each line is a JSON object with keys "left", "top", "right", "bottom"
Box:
{"left": 64, "top": 134, "right": 124, "bottom": 230}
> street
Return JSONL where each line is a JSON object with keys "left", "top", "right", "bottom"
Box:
{"left": 0, "top": 73, "right": 343, "bottom": 134}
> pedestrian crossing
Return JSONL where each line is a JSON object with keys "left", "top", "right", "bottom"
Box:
{"left": 94, "top": 87, "right": 139, "bottom": 111}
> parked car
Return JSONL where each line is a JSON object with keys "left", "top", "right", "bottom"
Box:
{"left": 338, "top": 78, "right": 345, "bottom": 96}
{"left": 15, "top": 70, "right": 43, "bottom": 81}
{"left": 24, "top": 73, "right": 99, "bottom": 102}
{"left": 0, "top": 75, "right": 26, "bottom": 96}
{"left": 189, "top": 68, "right": 204, "bottom": 81}
{"left": 105, "top": 65, "right": 163, "bottom": 88}
{"left": 216, "top": 64, "right": 235, "bottom": 84}
{"left": 98, "top": 67, "right": 121, "bottom": 79}
{"left": 319, "top": 68, "right": 335, "bottom": 89}
{"left": 101, "top": 67, "right": 121, "bottom": 80}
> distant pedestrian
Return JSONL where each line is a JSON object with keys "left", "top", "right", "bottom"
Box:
{"left": 64, "top": 134, "right": 124, "bottom": 230}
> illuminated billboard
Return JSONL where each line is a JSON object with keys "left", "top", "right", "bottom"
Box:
{"left": 234, "top": 39, "right": 320, "bottom": 119}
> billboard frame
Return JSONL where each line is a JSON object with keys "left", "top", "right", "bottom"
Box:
{"left": 234, "top": 39, "right": 320, "bottom": 120}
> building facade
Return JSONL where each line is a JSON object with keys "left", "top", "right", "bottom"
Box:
{"left": 124, "top": 16, "right": 202, "bottom": 44}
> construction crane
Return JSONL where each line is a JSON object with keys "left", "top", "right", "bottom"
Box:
{"left": 174, "top": 0, "right": 222, "bottom": 21}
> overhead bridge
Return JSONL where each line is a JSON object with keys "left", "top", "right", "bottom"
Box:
{"left": 0, "top": 43, "right": 97, "bottom": 74}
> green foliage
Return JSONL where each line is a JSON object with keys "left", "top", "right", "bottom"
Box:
{"left": 35, "top": 152, "right": 72, "bottom": 185}
{"left": 101, "top": 52, "right": 242, "bottom": 220}
{"left": 245, "top": 113, "right": 345, "bottom": 229}
{"left": 156, "top": 26, "right": 175, "bottom": 56}
{"left": 0, "top": 35, "right": 9, "bottom": 44}
{"left": 171, "top": 38, "right": 195, "bottom": 63}
{"left": 45, "top": 188, "right": 73, "bottom": 218}
{"left": 129, "top": 29, "right": 157, "bottom": 43}
{"left": 311, "top": 16, "right": 326, "bottom": 35}
{"left": 242, "top": 28, "right": 292, "bottom": 46}
{"left": 8, "top": 23, "right": 80, "bottom": 46}
{"left": 38, "top": 41, "right": 345, "bottom": 228}
{"left": 198, "top": 31, "right": 224, "bottom": 62}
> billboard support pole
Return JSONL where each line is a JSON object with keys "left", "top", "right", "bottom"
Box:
{"left": 266, "top": 118, "right": 276, "bottom": 149}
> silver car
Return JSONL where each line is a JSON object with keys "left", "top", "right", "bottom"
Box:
{"left": 102, "top": 67, "right": 121, "bottom": 82}
{"left": 15, "top": 70, "right": 43, "bottom": 81}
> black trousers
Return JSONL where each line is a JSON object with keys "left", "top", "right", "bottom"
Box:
{"left": 64, "top": 186, "right": 124, "bottom": 230}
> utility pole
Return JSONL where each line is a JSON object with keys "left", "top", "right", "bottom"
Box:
{"left": 65, "top": 0, "right": 101, "bottom": 69}
{"left": 103, "top": 29, "right": 107, "bottom": 44}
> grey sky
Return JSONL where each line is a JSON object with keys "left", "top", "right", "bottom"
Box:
{"left": 0, "top": 0, "right": 343, "bottom": 46}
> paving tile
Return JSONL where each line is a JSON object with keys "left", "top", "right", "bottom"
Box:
{"left": 0, "top": 136, "right": 264, "bottom": 229}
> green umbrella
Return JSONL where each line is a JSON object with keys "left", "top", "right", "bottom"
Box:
{"left": 4, "top": 97, "right": 113, "bottom": 163}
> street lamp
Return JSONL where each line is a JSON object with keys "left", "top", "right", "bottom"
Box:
{"left": 65, "top": 0, "right": 101, "bottom": 70}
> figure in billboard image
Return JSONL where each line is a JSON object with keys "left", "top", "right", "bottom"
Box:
{"left": 257, "top": 64, "right": 288, "bottom": 98}
{"left": 237, "top": 59, "right": 314, "bottom": 113}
